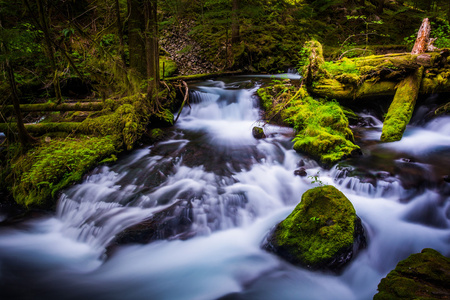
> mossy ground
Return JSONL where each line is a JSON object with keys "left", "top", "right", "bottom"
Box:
{"left": 1, "top": 89, "right": 176, "bottom": 209}
{"left": 272, "top": 185, "right": 357, "bottom": 266}
{"left": 4, "top": 135, "right": 119, "bottom": 208}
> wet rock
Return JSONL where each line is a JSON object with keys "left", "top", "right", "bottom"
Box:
{"left": 252, "top": 126, "right": 266, "bottom": 139}
{"left": 106, "top": 200, "right": 195, "bottom": 253}
{"left": 262, "top": 185, "right": 366, "bottom": 272}
{"left": 374, "top": 248, "right": 450, "bottom": 300}
{"left": 294, "top": 168, "right": 307, "bottom": 177}
{"left": 443, "top": 175, "right": 450, "bottom": 183}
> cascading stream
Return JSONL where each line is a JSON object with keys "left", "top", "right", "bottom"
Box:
{"left": 0, "top": 76, "right": 448, "bottom": 300}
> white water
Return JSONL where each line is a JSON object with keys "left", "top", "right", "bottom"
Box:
{"left": 0, "top": 77, "right": 449, "bottom": 300}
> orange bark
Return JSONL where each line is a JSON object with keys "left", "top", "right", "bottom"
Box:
{"left": 411, "top": 18, "right": 431, "bottom": 55}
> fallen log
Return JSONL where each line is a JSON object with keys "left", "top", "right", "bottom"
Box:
{"left": 0, "top": 122, "right": 83, "bottom": 134}
{"left": 380, "top": 67, "right": 424, "bottom": 142}
{"left": 381, "top": 18, "right": 431, "bottom": 142}
{"left": 2, "top": 102, "right": 104, "bottom": 114}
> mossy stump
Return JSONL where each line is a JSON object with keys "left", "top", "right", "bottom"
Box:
{"left": 374, "top": 248, "right": 450, "bottom": 300}
{"left": 263, "top": 185, "right": 366, "bottom": 272}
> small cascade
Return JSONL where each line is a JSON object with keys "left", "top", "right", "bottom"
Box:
{"left": 330, "top": 166, "right": 406, "bottom": 199}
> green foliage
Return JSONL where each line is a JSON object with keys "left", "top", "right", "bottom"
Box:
{"left": 9, "top": 136, "right": 119, "bottom": 207}
{"left": 308, "top": 171, "right": 324, "bottom": 186}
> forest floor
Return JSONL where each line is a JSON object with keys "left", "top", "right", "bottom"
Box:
{"left": 160, "top": 20, "right": 221, "bottom": 76}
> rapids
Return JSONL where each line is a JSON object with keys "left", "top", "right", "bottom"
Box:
{"left": 0, "top": 75, "right": 449, "bottom": 300}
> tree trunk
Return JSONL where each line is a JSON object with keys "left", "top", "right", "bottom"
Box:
{"left": 128, "top": 0, "right": 146, "bottom": 77}
{"left": 0, "top": 16, "right": 36, "bottom": 146}
{"left": 36, "top": 0, "right": 63, "bottom": 104}
{"left": 231, "top": 0, "right": 240, "bottom": 45}
{"left": 115, "top": 0, "right": 126, "bottom": 66}
{"left": 411, "top": 18, "right": 431, "bottom": 55}
{"left": 144, "top": 0, "right": 159, "bottom": 102}
{"left": 3, "top": 61, "right": 37, "bottom": 146}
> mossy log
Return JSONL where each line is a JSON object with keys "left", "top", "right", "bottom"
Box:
{"left": 0, "top": 122, "right": 83, "bottom": 134}
{"left": 381, "top": 67, "right": 424, "bottom": 142}
{"left": 2, "top": 102, "right": 104, "bottom": 114}
{"left": 307, "top": 52, "right": 449, "bottom": 101}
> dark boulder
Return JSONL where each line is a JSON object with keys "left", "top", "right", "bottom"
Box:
{"left": 252, "top": 126, "right": 266, "bottom": 139}
{"left": 262, "top": 185, "right": 366, "bottom": 272}
{"left": 294, "top": 167, "right": 307, "bottom": 177}
{"left": 106, "top": 200, "right": 195, "bottom": 255}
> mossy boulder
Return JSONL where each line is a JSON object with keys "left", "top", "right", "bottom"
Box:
{"left": 263, "top": 185, "right": 366, "bottom": 272}
{"left": 374, "top": 248, "right": 450, "bottom": 300}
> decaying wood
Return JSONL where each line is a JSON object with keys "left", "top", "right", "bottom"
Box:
{"left": 381, "top": 67, "right": 424, "bottom": 142}
{"left": 411, "top": 18, "right": 431, "bottom": 55}
{"left": 2, "top": 102, "right": 104, "bottom": 114}
{"left": 381, "top": 18, "right": 431, "bottom": 142}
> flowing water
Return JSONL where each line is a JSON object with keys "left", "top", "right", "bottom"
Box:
{"left": 0, "top": 76, "right": 449, "bottom": 300}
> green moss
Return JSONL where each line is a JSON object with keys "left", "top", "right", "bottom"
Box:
{"left": 283, "top": 90, "right": 359, "bottom": 166}
{"left": 160, "top": 56, "right": 177, "bottom": 78}
{"left": 381, "top": 67, "right": 424, "bottom": 142}
{"left": 9, "top": 135, "right": 120, "bottom": 208}
{"left": 256, "top": 80, "right": 297, "bottom": 124}
{"left": 273, "top": 185, "right": 357, "bottom": 266}
{"left": 374, "top": 248, "right": 450, "bottom": 300}
{"left": 81, "top": 94, "right": 149, "bottom": 150}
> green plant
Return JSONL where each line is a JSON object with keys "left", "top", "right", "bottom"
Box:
{"left": 309, "top": 171, "right": 325, "bottom": 186}
{"left": 309, "top": 216, "right": 321, "bottom": 223}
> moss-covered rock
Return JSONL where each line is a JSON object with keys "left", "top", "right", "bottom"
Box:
{"left": 263, "top": 185, "right": 366, "bottom": 271}
{"left": 374, "top": 248, "right": 450, "bottom": 300}
{"left": 258, "top": 82, "right": 360, "bottom": 166}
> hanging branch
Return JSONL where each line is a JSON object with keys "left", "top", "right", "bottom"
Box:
{"left": 174, "top": 81, "right": 189, "bottom": 123}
